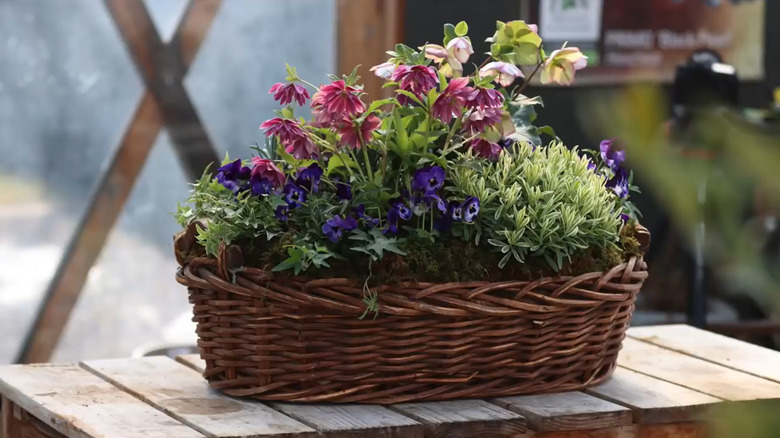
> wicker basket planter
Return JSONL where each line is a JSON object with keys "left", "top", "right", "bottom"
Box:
{"left": 175, "top": 231, "right": 648, "bottom": 404}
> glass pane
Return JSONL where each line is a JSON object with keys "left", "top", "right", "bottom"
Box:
{"left": 51, "top": 0, "right": 336, "bottom": 360}
{"left": 0, "top": 0, "right": 142, "bottom": 363}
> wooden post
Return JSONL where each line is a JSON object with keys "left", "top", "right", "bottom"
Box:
{"left": 15, "top": 0, "right": 222, "bottom": 364}
{"left": 337, "top": 0, "right": 405, "bottom": 100}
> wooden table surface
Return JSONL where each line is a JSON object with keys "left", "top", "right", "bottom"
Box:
{"left": 2, "top": 324, "right": 780, "bottom": 438}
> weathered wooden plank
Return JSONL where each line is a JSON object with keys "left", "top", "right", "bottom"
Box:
{"left": 82, "top": 357, "right": 316, "bottom": 438}
{"left": 175, "top": 355, "right": 425, "bottom": 438}
{"left": 0, "top": 364, "right": 203, "bottom": 438}
{"left": 628, "top": 324, "right": 780, "bottom": 383}
{"left": 177, "top": 354, "right": 206, "bottom": 372}
{"left": 618, "top": 337, "right": 780, "bottom": 401}
{"left": 2, "top": 397, "right": 65, "bottom": 438}
{"left": 105, "top": 0, "right": 220, "bottom": 180}
{"left": 585, "top": 367, "right": 721, "bottom": 424}
{"left": 492, "top": 392, "right": 632, "bottom": 432}
{"left": 271, "top": 403, "right": 424, "bottom": 438}
{"left": 390, "top": 399, "right": 527, "bottom": 437}
{"left": 636, "top": 422, "right": 708, "bottom": 438}
{"left": 337, "top": 0, "right": 404, "bottom": 100}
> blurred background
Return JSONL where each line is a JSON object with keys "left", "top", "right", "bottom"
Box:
{"left": 0, "top": 0, "right": 778, "bottom": 373}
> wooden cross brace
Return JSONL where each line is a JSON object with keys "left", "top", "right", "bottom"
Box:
{"left": 16, "top": 0, "right": 222, "bottom": 363}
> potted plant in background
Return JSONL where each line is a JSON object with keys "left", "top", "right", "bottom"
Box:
{"left": 174, "top": 19, "right": 649, "bottom": 404}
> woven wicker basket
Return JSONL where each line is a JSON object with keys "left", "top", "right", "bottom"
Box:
{"left": 175, "top": 226, "right": 649, "bottom": 404}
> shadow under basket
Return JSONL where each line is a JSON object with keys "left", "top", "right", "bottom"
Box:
{"left": 175, "top": 246, "right": 648, "bottom": 404}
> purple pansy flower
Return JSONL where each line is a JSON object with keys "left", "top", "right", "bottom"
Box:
{"left": 606, "top": 166, "right": 629, "bottom": 198}
{"left": 462, "top": 196, "right": 480, "bottom": 223}
{"left": 283, "top": 182, "right": 307, "bottom": 208}
{"left": 385, "top": 197, "right": 412, "bottom": 234}
{"left": 296, "top": 163, "right": 323, "bottom": 193}
{"left": 411, "top": 166, "right": 445, "bottom": 195}
{"left": 322, "top": 214, "right": 358, "bottom": 242}
{"left": 600, "top": 139, "right": 626, "bottom": 171}
{"left": 334, "top": 177, "right": 352, "bottom": 201}
{"left": 275, "top": 205, "right": 292, "bottom": 222}
{"left": 215, "top": 159, "right": 251, "bottom": 194}
{"left": 353, "top": 204, "right": 379, "bottom": 228}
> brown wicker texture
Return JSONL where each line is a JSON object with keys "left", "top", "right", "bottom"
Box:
{"left": 175, "top": 239, "right": 648, "bottom": 404}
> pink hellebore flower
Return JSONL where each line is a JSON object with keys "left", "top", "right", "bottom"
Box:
{"left": 431, "top": 77, "right": 474, "bottom": 124}
{"left": 260, "top": 118, "right": 319, "bottom": 160}
{"left": 286, "top": 136, "right": 319, "bottom": 160}
{"left": 469, "top": 138, "right": 503, "bottom": 160}
{"left": 369, "top": 61, "right": 396, "bottom": 79}
{"left": 269, "top": 82, "right": 309, "bottom": 106}
{"left": 339, "top": 114, "right": 382, "bottom": 149}
{"left": 446, "top": 37, "right": 473, "bottom": 64}
{"left": 391, "top": 64, "right": 439, "bottom": 105}
{"left": 311, "top": 80, "right": 366, "bottom": 125}
{"left": 479, "top": 62, "right": 524, "bottom": 87}
{"left": 462, "top": 107, "right": 504, "bottom": 136}
{"left": 250, "top": 157, "right": 286, "bottom": 188}
{"left": 541, "top": 47, "right": 588, "bottom": 86}
{"left": 423, "top": 44, "right": 448, "bottom": 63}
{"left": 466, "top": 87, "right": 505, "bottom": 110}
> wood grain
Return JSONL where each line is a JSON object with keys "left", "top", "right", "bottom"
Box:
{"left": 492, "top": 392, "right": 632, "bottom": 432}
{"left": 337, "top": 0, "right": 404, "bottom": 100}
{"left": 586, "top": 367, "right": 721, "bottom": 424}
{"left": 175, "top": 355, "right": 423, "bottom": 437}
{"left": 271, "top": 403, "right": 423, "bottom": 438}
{"left": 82, "top": 357, "right": 316, "bottom": 438}
{"left": 390, "top": 399, "right": 528, "bottom": 437}
{"left": 618, "top": 337, "right": 780, "bottom": 400}
{"left": 0, "top": 364, "right": 203, "bottom": 438}
{"left": 628, "top": 324, "right": 780, "bottom": 383}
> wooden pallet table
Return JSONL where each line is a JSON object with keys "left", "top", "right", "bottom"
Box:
{"left": 2, "top": 324, "right": 780, "bottom": 438}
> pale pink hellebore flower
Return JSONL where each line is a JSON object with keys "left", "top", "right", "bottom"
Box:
{"left": 446, "top": 37, "right": 473, "bottom": 64}
{"left": 370, "top": 61, "right": 396, "bottom": 79}
{"left": 541, "top": 47, "right": 588, "bottom": 86}
{"left": 479, "top": 61, "right": 524, "bottom": 87}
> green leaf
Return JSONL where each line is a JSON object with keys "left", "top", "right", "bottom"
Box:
{"left": 493, "top": 21, "right": 542, "bottom": 66}
{"left": 365, "top": 98, "right": 396, "bottom": 114}
{"left": 454, "top": 21, "right": 468, "bottom": 37}
{"left": 392, "top": 107, "right": 410, "bottom": 153}
{"left": 395, "top": 89, "right": 424, "bottom": 106}
{"left": 326, "top": 153, "right": 359, "bottom": 177}
{"left": 537, "top": 125, "right": 557, "bottom": 140}
{"left": 443, "top": 23, "right": 457, "bottom": 45}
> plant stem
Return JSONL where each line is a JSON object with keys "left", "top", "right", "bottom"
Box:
{"left": 514, "top": 57, "right": 545, "bottom": 97}
{"left": 440, "top": 118, "right": 462, "bottom": 158}
{"left": 338, "top": 151, "right": 355, "bottom": 179}
{"left": 297, "top": 79, "right": 319, "bottom": 91}
{"left": 361, "top": 144, "right": 374, "bottom": 180}
{"left": 347, "top": 148, "right": 366, "bottom": 179}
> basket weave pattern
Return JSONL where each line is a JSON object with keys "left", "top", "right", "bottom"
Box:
{"left": 176, "top": 253, "right": 647, "bottom": 404}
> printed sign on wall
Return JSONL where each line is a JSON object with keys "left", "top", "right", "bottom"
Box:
{"left": 535, "top": 0, "right": 765, "bottom": 84}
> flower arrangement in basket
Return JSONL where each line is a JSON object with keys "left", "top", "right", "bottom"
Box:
{"left": 175, "top": 20, "right": 650, "bottom": 404}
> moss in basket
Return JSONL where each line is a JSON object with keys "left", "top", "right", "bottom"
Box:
{"left": 175, "top": 20, "right": 644, "bottom": 288}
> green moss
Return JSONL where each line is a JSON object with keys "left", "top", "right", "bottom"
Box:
{"left": 233, "top": 223, "right": 645, "bottom": 284}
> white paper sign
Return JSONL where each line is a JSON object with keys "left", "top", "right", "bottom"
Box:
{"left": 539, "top": 0, "right": 604, "bottom": 42}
